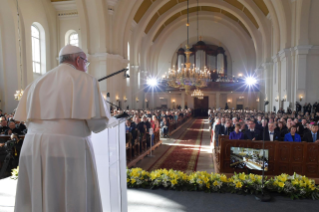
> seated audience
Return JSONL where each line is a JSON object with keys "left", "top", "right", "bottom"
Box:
{"left": 0, "top": 117, "right": 8, "bottom": 135}
{"left": 160, "top": 117, "right": 169, "bottom": 137}
{"left": 244, "top": 120, "right": 261, "bottom": 140}
{"left": 6, "top": 120, "right": 22, "bottom": 135}
{"left": 284, "top": 125, "right": 301, "bottom": 142}
{"left": 264, "top": 123, "right": 281, "bottom": 141}
{"left": 302, "top": 124, "right": 319, "bottom": 143}
{"left": 229, "top": 124, "right": 244, "bottom": 140}
{"left": 224, "top": 120, "right": 233, "bottom": 136}
{"left": 214, "top": 118, "right": 225, "bottom": 146}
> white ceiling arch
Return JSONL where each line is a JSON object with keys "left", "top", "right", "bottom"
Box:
{"left": 145, "top": 14, "right": 256, "bottom": 78}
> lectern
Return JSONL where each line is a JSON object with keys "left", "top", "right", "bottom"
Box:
{"left": 91, "top": 120, "right": 127, "bottom": 212}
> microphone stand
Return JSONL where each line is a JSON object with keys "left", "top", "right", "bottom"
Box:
{"left": 255, "top": 101, "right": 271, "bottom": 202}
{"left": 98, "top": 68, "right": 129, "bottom": 110}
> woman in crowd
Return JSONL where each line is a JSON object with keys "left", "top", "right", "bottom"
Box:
{"left": 150, "top": 115, "right": 160, "bottom": 144}
{"left": 284, "top": 125, "right": 301, "bottom": 142}
{"left": 160, "top": 117, "right": 169, "bottom": 138}
{"left": 229, "top": 124, "right": 244, "bottom": 140}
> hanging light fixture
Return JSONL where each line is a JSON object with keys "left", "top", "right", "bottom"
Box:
{"left": 191, "top": 88, "right": 204, "bottom": 99}
{"left": 14, "top": 0, "right": 24, "bottom": 101}
{"left": 162, "top": 0, "right": 211, "bottom": 91}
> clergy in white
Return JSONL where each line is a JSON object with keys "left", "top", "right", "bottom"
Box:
{"left": 13, "top": 45, "right": 117, "bottom": 212}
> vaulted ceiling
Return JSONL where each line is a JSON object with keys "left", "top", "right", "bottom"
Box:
{"left": 134, "top": 0, "right": 269, "bottom": 42}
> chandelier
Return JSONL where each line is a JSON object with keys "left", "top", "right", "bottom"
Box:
{"left": 161, "top": 0, "right": 211, "bottom": 93}
{"left": 14, "top": 0, "right": 24, "bottom": 101}
{"left": 191, "top": 88, "right": 204, "bottom": 99}
{"left": 14, "top": 89, "right": 24, "bottom": 101}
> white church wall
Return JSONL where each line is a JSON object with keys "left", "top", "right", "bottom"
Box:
{"left": 0, "top": 0, "right": 19, "bottom": 112}
{"left": 309, "top": 0, "right": 319, "bottom": 46}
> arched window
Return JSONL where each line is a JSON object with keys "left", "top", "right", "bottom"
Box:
{"left": 31, "top": 25, "right": 41, "bottom": 74}
{"left": 69, "top": 32, "right": 79, "bottom": 46}
{"left": 65, "top": 30, "right": 79, "bottom": 47}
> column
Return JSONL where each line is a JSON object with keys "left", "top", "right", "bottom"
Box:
{"left": 216, "top": 92, "right": 220, "bottom": 109}
{"left": 272, "top": 55, "right": 280, "bottom": 112}
{"left": 279, "top": 49, "right": 292, "bottom": 110}
{"left": 262, "top": 62, "right": 273, "bottom": 112}
{"left": 181, "top": 92, "right": 185, "bottom": 109}
{"left": 294, "top": 45, "right": 312, "bottom": 103}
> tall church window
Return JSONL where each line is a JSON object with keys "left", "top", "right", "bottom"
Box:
{"left": 31, "top": 25, "right": 41, "bottom": 74}
{"left": 69, "top": 32, "right": 79, "bottom": 46}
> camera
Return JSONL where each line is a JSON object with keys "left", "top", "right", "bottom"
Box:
{"left": 4, "top": 134, "right": 19, "bottom": 151}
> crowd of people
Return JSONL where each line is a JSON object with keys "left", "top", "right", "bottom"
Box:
{"left": 122, "top": 108, "right": 192, "bottom": 141}
{"left": 209, "top": 107, "right": 319, "bottom": 146}
{"left": 0, "top": 109, "right": 27, "bottom": 136}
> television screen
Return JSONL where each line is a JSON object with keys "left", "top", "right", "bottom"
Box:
{"left": 230, "top": 147, "right": 269, "bottom": 171}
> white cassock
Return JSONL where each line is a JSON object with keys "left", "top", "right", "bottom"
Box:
{"left": 13, "top": 63, "right": 117, "bottom": 212}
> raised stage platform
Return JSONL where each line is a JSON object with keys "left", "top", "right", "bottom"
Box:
{"left": 1, "top": 178, "right": 319, "bottom": 212}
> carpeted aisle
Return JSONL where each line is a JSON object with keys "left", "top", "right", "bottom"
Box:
{"left": 148, "top": 119, "right": 204, "bottom": 173}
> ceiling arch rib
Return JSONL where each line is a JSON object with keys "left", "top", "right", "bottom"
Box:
{"left": 133, "top": 0, "right": 265, "bottom": 66}
{"left": 136, "top": 0, "right": 272, "bottom": 36}
{"left": 150, "top": 16, "right": 256, "bottom": 75}
{"left": 152, "top": 6, "right": 252, "bottom": 42}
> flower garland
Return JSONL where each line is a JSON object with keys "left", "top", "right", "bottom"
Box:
{"left": 127, "top": 168, "right": 319, "bottom": 200}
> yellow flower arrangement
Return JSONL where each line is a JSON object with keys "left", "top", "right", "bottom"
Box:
{"left": 220, "top": 175, "right": 228, "bottom": 183}
{"left": 278, "top": 182, "right": 285, "bottom": 188}
{"left": 126, "top": 169, "right": 319, "bottom": 200}
{"left": 235, "top": 181, "right": 243, "bottom": 188}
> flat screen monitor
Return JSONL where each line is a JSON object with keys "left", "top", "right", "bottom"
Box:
{"left": 230, "top": 147, "right": 269, "bottom": 171}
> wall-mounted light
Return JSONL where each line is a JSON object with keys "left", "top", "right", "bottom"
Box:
{"left": 123, "top": 96, "right": 127, "bottom": 102}
{"left": 116, "top": 96, "right": 120, "bottom": 102}
{"left": 227, "top": 99, "right": 232, "bottom": 103}
{"left": 172, "top": 99, "right": 176, "bottom": 103}
{"left": 145, "top": 99, "right": 148, "bottom": 102}
{"left": 300, "top": 96, "right": 303, "bottom": 102}
{"left": 239, "top": 96, "right": 244, "bottom": 99}
{"left": 256, "top": 98, "right": 260, "bottom": 102}
{"left": 275, "top": 96, "right": 279, "bottom": 102}
{"left": 238, "top": 73, "right": 243, "bottom": 77}
{"left": 282, "top": 95, "right": 287, "bottom": 101}
{"left": 159, "top": 97, "right": 164, "bottom": 99}
{"left": 135, "top": 97, "right": 139, "bottom": 102}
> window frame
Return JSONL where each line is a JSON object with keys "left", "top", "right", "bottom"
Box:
{"left": 31, "top": 24, "right": 41, "bottom": 74}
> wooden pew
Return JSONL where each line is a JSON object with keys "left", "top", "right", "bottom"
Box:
{"left": 217, "top": 137, "right": 319, "bottom": 178}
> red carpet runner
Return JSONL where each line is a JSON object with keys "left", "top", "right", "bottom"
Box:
{"left": 148, "top": 119, "right": 204, "bottom": 173}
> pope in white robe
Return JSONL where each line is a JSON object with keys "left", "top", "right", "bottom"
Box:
{"left": 13, "top": 45, "right": 117, "bottom": 212}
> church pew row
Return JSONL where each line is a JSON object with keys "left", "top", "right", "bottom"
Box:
{"left": 126, "top": 115, "right": 192, "bottom": 167}
{"left": 215, "top": 135, "right": 319, "bottom": 179}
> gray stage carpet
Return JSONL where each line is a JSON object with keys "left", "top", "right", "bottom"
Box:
{"left": 1, "top": 178, "right": 319, "bottom": 212}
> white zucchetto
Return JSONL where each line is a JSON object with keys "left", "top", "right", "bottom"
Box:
{"left": 59, "top": 44, "right": 84, "bottom": 57}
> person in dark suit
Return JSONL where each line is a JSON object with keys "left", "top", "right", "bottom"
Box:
{"left": 313, "top": 102, "right": 318, "bottom": 114}
{"left": 244, "top": 120, "right": 261, "bottom": 140}
{"left": 264, "top": 123, "right": 281, "bottom": 141}
{"left": 224, "top": 121, "right": 233, "bottom": 136}
{"left": 0, "top": 117, "right": 8, "bottom": 135}
{"left": 302, "top": 124, "right": 319, "bottom": 143}
{"left": 284, "top": 126, "right": 302, "bottom": 142}
{"left": 275, "top": 121, "right": 288, "bottom": 141}
{"left": 296, "top": 102, "right": 302, "bottom": 113}
{"left": 214, "top": 118, "right": 225, "bottom": 146}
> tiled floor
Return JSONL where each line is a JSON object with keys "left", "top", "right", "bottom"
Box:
{"left": 134, "top": 118, "right": 214, "bottom": 173}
